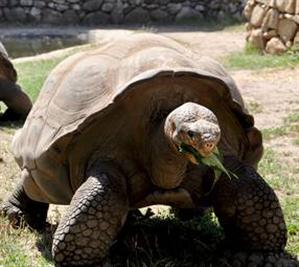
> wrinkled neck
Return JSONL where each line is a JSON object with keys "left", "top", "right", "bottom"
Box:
{"left": 150, "top": 120, "right": 188, "bottom": 189}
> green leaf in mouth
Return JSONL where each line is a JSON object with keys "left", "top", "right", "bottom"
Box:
{"left": 178, "top": 143, "right": 238, "bottom": 193}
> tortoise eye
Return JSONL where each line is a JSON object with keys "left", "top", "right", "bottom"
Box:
{"left": 187, "top": 130, "right": 196, "bottom": 139}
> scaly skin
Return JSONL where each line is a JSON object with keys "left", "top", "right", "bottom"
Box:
{"left": 211, "top": 157, "right": 287, "bottom": 251}
{"left": 52, "top": 161, "right": 129, "bottom": 267}
{"left": 0, "top": 79, "right": 32, "bottom": 122}
{"left": 0, "top": 182, "right": 49, "bottom": 231}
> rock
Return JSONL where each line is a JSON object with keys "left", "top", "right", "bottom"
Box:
{"left": 233, "top": 252, "right": 248, "bottom": 264}
{"left": 128, "top": 0, "right": 142, "bottom": 6}
{"left": 123, "top": 7, "right": 150, "bottom": 24}
{"left": 33, "top": 1, "right": 46, "bottom": 8}
{"left": 159, "top": 0, "right": 170, "bottom": 5}
{"left": 262, "top": 8, "right": 279, "bottom": 30}
{"left": 72, "top": 4, "right": 80, "bottom": 10}
{"left": 232, "top": 260, "right": 242, "bottom": 267}
{"left": 20, "top": 0, "right": 33, "bottom": 6}
{"left": 101, "top": 3, "right": 114, "bottom": 13}
{"left": 175, "top": 6, "right": 203, "bottom": 22}
{"left": 82, "top": 0, "right": 103, "bottom": 12}
{"left": 286, "top": 41, "right": 292, "bottom": 47}
{"left": 263, "top": 29, "right": 277, "bottom": 39}
{"left": 265, "top": 37, "right": 287, "bottom": 54}
{"left": 248, "top": 253, "right": 263, "bottom": 264}
{"left": 277, "top": 18, "right": 297, "bottom": 43}
{"left": 249, "top": 28, "right": 265, "bottom": 49}
{"left": 290, "top": 14, "right": 299, "bottom": 23}
{"left": 293, "top": 31, "right": 299, "bottom": 44}
{"left": 42, "top": 8, "right": 63, "bottom": 24}
{"left": 195, "top": 4, "right": 205, "bottom": 12}
{"left": 30, "top": 7, "right": 41, "bottom": 17}
{"left": 9, "top": 0, "right": 18, "bottom": 6}
{"left": 63, "top": 9, "right": 79, "bottom": 24}
{"left": 55, "top": 4, "right": 69, "bottom": 12}
{"left": 296, "top": 0, "right": 299, "bottom": 14}
{"left": 276, "top": 0, "right": 295, "bottom": 13}
{"left": 82, "top": 10, "right": 110, "bottom": 25}
{"left": 4, "top": 7, "right": 27, "bottom": 21}
{"left": 285, "top": 0, "right": 295, "bottom": 13}
{"left": 111, "top": 0, "right": 124, "bottom": 24}
{"left": 246, "top": 22, "right": 254, "bottom": 31}
{"left": 0, "top": 0, "right": 7, "bottom": 7}
{"left": 250, "top": 4, "right": 267, "bottom": 27}
{"left": 150, "top": 9, "right": 170, "bottom": 22}
{"left": 166, "top": 3, "right": 182, "bottom": 15}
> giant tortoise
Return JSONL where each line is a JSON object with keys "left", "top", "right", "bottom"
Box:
{"left": 1, "top": 33, "right": 289, "bottom": 266}
{"left": 0, "top": 41, "right": 32, "bottom": 121}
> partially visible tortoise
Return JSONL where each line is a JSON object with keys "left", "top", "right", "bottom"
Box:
{"left": 2, "top": 33, "right": 288, "bottom": 266}
{"left": 0, "top": 41, "right": 32, "bottom": 121}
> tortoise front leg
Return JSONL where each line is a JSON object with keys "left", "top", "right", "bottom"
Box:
{"left": 52, "top": 161, "right": 129, "bottom": 267}
{"left": 0, "top": 79, "right": 32, "bottom": 121}
{"left": 211, "top": 158, "right": 287, "bottom": 251}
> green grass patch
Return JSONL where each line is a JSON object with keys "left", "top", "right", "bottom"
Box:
{"left": 246, "top": 99, "right": 263, "bottom": 114}
{"left": 259, "top": 111, "right": 299, "bottom": 255}
{"left": 223, "top": 43, "right": 299, "bottom": 70}
{"left": 259, "top": 148, "right": 299, "bottom": 255}
{"left": 262, "top": 126, "right": 288, "bottom": 140}
{"left": 0, "top": 217, "right": 52, "bottom": 267}
{"left": 262, "top": 112, "right": 299, "bottom": 141}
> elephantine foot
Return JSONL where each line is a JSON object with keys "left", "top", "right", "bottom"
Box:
{"left": 0, "top": 184, "right": 49, "bottom": 231}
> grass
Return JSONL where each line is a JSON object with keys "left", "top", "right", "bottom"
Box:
{"left": 223, "top": 43, "right": 299, "bottom": 70}
{"left": 259, "top": 112, "right": 299, "bottom": 255}
{"left": 262, "top": 112, "right": 299, "bottom": 141}
{"left": 0, "top": 217, "right": 52, "bottom": 267}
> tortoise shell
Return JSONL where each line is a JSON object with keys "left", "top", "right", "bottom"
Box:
{"left": 12, "top": 33, "right": 256, "bottom": 204}
{"left": 0, "top": 41, "right": 17, "bottom": 82}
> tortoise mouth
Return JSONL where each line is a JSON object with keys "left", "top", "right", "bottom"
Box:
{"left": 177, "top": 142, "right": 216, "bottom": 161}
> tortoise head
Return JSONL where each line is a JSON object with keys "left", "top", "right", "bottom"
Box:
{"left": 165, "top": 102, "right": 221, "bottom": 164}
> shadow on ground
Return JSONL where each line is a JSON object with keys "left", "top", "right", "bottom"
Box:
{"left": 36, "top": 210, "right": 299, "bottom": 267}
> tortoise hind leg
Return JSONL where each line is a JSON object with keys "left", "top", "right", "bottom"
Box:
{"left": 211, "top": 157, "right": 287, "bottom": 251}
{"left": 0, "top": 181, "right": 49, "bottom": 231}
{"left": 52, "top": 160, "right": 129, "bottom": 267}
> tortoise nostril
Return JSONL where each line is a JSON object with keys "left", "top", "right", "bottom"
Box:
{"left": 204, "top": 143, "right": 214, "bottom": 149}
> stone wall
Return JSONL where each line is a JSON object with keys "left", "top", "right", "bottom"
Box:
{"left": 244, "top": 0, "right": 299, "bottom": 54}
{"left": 0, "top": 0, "right": 245, "bottom": 25}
